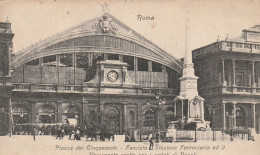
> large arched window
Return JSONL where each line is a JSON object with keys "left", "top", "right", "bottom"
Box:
{"left": 38, "top": 104, "right": 55, "bottom": 123}
{"left": 63, "top": 105, "right": 80, "bottom": 125}
{"left": 143, "top": 107, "right": 156, "bottom": 130}
{"left": 12, "top": 104, "right": 29, "bottom": 124}
{"left": 105, "top": 107, "right": 120, "bottom": 134}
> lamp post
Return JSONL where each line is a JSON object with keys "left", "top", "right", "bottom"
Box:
{"left": 99, "top": 102, "right": 105, "bottom": 131}
{"left": 208, "top": 105, "right": 215, "bottom": 129}
{"left": 154, "top": 90, "right": 166, "bottom": 142}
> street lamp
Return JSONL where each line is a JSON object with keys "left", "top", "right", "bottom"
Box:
{"left": 208, "top": 105, "right": 215, "bottom": 128}
{"left": 154, "top": 90, "right": 166, "bottom": 142}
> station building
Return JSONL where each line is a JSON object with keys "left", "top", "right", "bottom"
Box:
{"left": 0, "top": 13, "right": 183, "bottom": 135}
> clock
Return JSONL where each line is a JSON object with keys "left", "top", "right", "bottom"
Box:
{"left": 107, "top": 70, "right": 119, "bottom": 82}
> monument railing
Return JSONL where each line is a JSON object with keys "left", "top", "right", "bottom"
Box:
{"left": 130, "top": 128, "right": 252, "bottom": 142}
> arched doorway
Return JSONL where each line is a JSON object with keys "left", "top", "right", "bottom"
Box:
{"left": 236, "top": 106, "right": 246, "bottom": 129}
{"left": 104, "top": 107, "right": 120, "bottom": 134}
{"left": 142, "top": 107, "right": 156, "bottom": 131}
{"left": 12, "top": 104, "right": 29, "bottom": 125}
{"left": 38, "top": 104, "right": 55, "bottom": 123}
{"left": 63, "top": 105, "right": 80, "bottom": 125}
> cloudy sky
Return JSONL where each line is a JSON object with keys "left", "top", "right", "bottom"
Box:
{"left": 1, "top": 0, "right": 260, "bottom": 59}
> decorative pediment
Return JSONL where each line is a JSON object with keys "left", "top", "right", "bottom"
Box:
{"left": 12, "top": 13, "right": 182, "bottom": 73}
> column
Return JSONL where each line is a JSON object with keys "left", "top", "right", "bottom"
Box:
{"left": 252, "top": 61, "right": 255, "bottom": 87}
{"left": 57, "top": 101, "right": 63, "bottom": 123}
{"left": 137, "top": 104, "right": 143, "bottom": 130}
{"left": 174, "top": 102, "right": 177, "bottom": 118}
{"left": 232, "top": 102, "right": 237, "bottom": 129}
{"left": 88, "top": 53, "right": 93, "bottom": 67}
{"left": 39, "top": 57, "right": 43, "bottom": 84}
{"left": 72, "top": 53, "right": 76, "bottom": 84}
{"left": 31, "top": 101, "right": 36, "bottom": 123}
{"left": 162, "top": 65, "right": 167, "bottom": 88}
{"left": 148, "top": 61, "right": 152, "bottom": 72}
{"left": 104, "top": 53, "right": 108, "bottom": 60}
{"left": 134, "top": 57, "right": 138, "bottom": 83}
{"left": 134, "top": 57, "right": 138, "bottom": 71}
{"left": 252, "top": 103, "right": 256, "bottom": 129}
{"left": 222, "top": 58, "right": 225, "bottom": 85}
{"left": 201, "top": 101, "right": 205, "bottom": 120}
{"left": 123, "top": 103, "right": 128, "bottom": 134}
{"left": 148, "top": 61, "right": 152, "bottom": 87}
{"left": 232, "top": 59, "right": 236, "bottom": 86}
{"left": 56, "top": 55, "right": 60, "bottom": 84}
{"left": 222, "top": 102, "right": 226, "bottom": 130}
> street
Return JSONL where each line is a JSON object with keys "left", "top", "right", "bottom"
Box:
{"left": 0, "top": 135, "right": 259, "bottom": 155}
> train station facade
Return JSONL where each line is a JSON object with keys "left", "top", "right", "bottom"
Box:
{"left": 0, "top": 13, "right": 183, "bottom": 135}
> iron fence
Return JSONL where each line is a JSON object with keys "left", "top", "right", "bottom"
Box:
{"left": 132, "top": 128, "right": 253, "bottom": 142}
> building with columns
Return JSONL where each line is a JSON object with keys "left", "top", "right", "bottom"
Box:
{"left": 192, "top": 25, "right": 260, "bottom": 133}
{"left": 3, "top": 13, "right": 183, "bottom": 135}
{"left": 0, "top": 21, "right": 14, "bottom": 135}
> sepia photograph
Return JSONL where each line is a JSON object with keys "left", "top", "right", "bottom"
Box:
{"left": 0, "top": 0, "right": 260, "bottom": 155}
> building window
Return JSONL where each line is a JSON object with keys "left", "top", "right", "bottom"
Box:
{"left": 108, "top": 54, "right": 119, "bottom": 60}
{"left": 93, "top": 53, "right": 104, "bottom": 65}
{"left": 123, "top": 55, "right": 134, "bottom": 70}
{"left": 143, "top": 108, "right": 155, "bottom": 130}
{"left": 43, "top": 55, "right": 56, "bottom": 66}
{"left": 152, "top": 61, "right": 162, "bottom": 72}
{"left": 236, "top": 72, "right": 244, "bottom": 86}
{"left": 76, "top": 53, "right": 89, "bottom": 68}
{"left": 138, "top": 58, "right": 148, "bottom": 71}
{"left": 25, "top": 59, "right": 39, "bottom": 66}
{"left": 60, "top": 54, "right": 72, "bottom": 67}
{"left": 12, "top": 104, "right": 29, "bottom": 124}
{"left": 63, "top": 105, "right": 79, "bottom": 125}
{"left": 38, "top": 104, "right": 55, "bottom": 123}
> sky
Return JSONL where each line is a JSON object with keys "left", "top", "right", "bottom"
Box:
{"left": 0, "top": 0, "right": 260, "bottom": 59}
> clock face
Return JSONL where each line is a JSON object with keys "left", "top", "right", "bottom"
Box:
{"left": 107, "top": 70, "right": 119, "bottom": 82}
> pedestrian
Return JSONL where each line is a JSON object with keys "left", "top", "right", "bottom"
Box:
{"left": 148, "top": 132, "right": 154, "bottom": 150}
{"left": 69, "top": 130, "right": 75, "bottom": 140}
{"left": 75, "top": 129, "right": 81, "bottom": 140}
{"left": 56, "top": 128, "right": 61, "bottom": 140}
{"left": 32, "top": 127, "right": 37, "bottom": 141}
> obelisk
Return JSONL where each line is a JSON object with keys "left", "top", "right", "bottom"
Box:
{"left": 179, "top": 18, "right": 199, "bottom": 99}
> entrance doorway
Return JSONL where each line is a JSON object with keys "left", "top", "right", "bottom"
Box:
{"left": 105, "top": 107, "right": 120, "bottom": 134}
